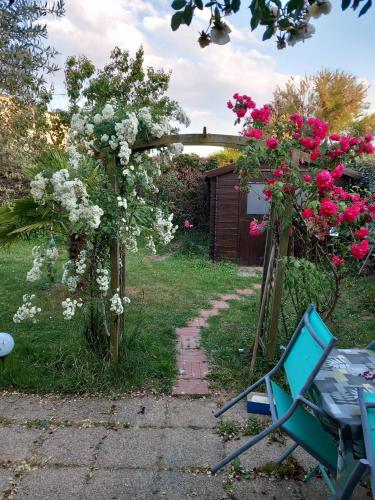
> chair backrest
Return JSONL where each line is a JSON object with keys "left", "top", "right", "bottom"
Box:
{"left": 282, "top": 305, "right": 336, "bottom": 399}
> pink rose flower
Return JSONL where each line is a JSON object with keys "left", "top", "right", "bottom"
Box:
{"left": 266, "top": 137, "right": 278, "bottom": 150}
{"left": 351, "top": 239, "right": 369, "bottom": 259}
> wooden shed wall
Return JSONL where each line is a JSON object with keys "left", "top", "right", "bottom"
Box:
{"left": 211, "top": 172, "right": 240, "bottom": 262}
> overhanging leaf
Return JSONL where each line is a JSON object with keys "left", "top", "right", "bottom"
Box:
{"left": 171, "top": 11, "right": 184, "bottom": 30}
{"left": 171, "top": 0, "right": 187, "bottom": 9}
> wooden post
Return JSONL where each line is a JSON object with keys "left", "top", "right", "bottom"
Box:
{"left": 107, "top": 155, "right": 120, "bottom": 363}
{"left": 265, "top": 149, "right": 300, "bottom": 359}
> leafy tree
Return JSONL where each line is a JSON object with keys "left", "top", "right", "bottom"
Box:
{"left": 273, "top": 69, "right": 375, "bottom": 134}
{"left": 170, "top": 0, "right": 372, "bottom": 49}
{"left": 0, "top": 0, "right": 65, "bottom": 202}
{"left": 65, "top": 46, "right": 172, "bottom": 111}
{"left": 209, "top": 147, "right": 243, "bottom": 166}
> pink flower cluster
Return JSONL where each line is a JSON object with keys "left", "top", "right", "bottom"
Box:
{"left": 183, "top": 219, "right": 194, "bottom": 230}
{"left": 227, "top": 93, "right": 256, "bottom": 119}
{"left": 249, "top": 220, "right": 266, "bottom": 237}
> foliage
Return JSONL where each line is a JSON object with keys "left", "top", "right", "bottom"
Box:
{"left": 170, "top": 0, "right": 371, "bottom": 49}
{"left": 0, "top": 0, "right": 65, "bottom": 202}
{"left": 216, "top": 419, "right": 240, "bottom": 440}
{"left": 273, "top": 70, "right": 375, "bottom": 134}
{"left": 0, "top": 239, "right": 250, "bottom": 393}
{"left": 156, "top": 153, "right": 217, "bottom": 230}
{"left": 64, "top": 46, "right": 172, "bottom": 111}
{"left": 209, "top": 148, "right": 243, "bottom": 166}
{"left": 243, "top": 416, "right": 266, "bottom": 436}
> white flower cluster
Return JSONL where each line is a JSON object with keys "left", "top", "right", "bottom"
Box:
{"left": 13, "top": 294, "right": 41, "bottom": 323}
{"left": 173, "top": 105, "right": 191, "bottom": 127}
{"left": 30, "top": 173, "right": 47, "bottom": 204}
{"left": 70, "top": 113, "right": 86, "bottom": 133}
{"left": 75, "top": 250, "right": 87, "bottom": 275}
{"left": 96, "top": 268, "right": 110, "bottom": 294}
{"left": 67, "top": 144, "right": 82, "bottom": 170}
{"left": 45, "top": 245, "right": 59, "bottom": 262}
{"left": 26, "top": 246, "right": 44, "bottom": 282}
{"left": 145, "top": 235, "right": 156, "bottom": 255}
{"left": 62, "top": 298, "right": 83, "bottom": 320}
{"left": 117, "top": 196, "right": 127, "bottom": 209}
{"left": 168, "top": 143, "right": 184, "bottom": 156}
{"left": 102, "top": 103, "right": 115, "bottom": 121}
{"left": 61, "top": 261, "right": 78, "bottom": 292}
{"left": 115, "top": 112, "right": 138, "bottom": 145}
{"left": 154, "top": 209, "right": 178, "bottom": 245}
{"left": 110, "top": 290, "right": 131, "bottom": 315}
{"left": 31, "top": 170, "right": 103, "bottom": 230}
{"left": 137, "top": 107, "right": 152, "bottom": 127}
{"left": 150, "top": 117, "right": 172, "bottom": 139}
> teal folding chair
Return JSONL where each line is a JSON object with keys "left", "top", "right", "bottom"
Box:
{"left": 212, "top": 304, "right": 339, "bottom": 482}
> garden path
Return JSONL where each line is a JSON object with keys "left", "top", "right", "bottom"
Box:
{"left": 0, "top": 392, "right": 370, "bottom": 499}
{"left": 172, "top": 285, "right": 261, "bottom": 396}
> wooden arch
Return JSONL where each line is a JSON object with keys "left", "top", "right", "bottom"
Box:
{"left": 132, "top": 130, "right": 249, "bottom": 152}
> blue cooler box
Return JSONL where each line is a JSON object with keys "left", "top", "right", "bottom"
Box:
{"left": 246, "top": 392, "right": 271, "bottom": 415}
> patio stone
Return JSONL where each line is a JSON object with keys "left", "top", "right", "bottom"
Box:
{"left": 162, "top": 428, "right": 223, "bottom": 468}
{"left": 253, "top": 283, "right": 262, "bottom": 289}
{"left": 14, "top": 466, "right": 88, "bottom": 500}
{"left": 175, "top": 327, "right": 200, "bottom": 338}
{"left": 197, "top": 308, "right": 221, "bottom": 318}
{"left": 236, "top": 288, "right": 255, "bottom": 296}
{"left": 176, "top": 351, "right": 209, "bottom": 379}
{"left": 187, "top": 317, "right": 208, "bottom": 328}
{"left": 167, "top": 399, "right": 218, "bottom": 428}
{"left": 112, "top": 397, "right": 167, "bottom": 427}
{"left": 172, "top": 379, "right": 209, "bottom": 396}
{"left": 0, "top": 426, "right": 41, "bottom": 462}
{"left": 209, "top": 300, "right": 230, "bottom": 309}
{"left": 0, "top": 468, "right": 13, "bottom": 493}
{"left": 219, "top": 293, "right": 242, "bottom": 301}
{"left": 231, "top": 476, "right": 302, "bottom": 499}
{"left": 178, "top": 335, "right": 200, "bottom": 350}
{"left": 51, "top": 397, "right": 121, "bottom": 423}
{"left": 83, "top": 469, "right": 159, "bottom": 500}
{"left": 35, "top": 427, "right": 106, "bottom": 466}
{"left": 157, "top": 471, "right": 225, "bottom": 499}
{"left": 97, "top": 428, "right": 164, "bottom": 468}
{"left": 0, "top": 394, "right": 59, "bottom": 422}
{"left": 224, "top": 435, "right": 289, "bottom": 471}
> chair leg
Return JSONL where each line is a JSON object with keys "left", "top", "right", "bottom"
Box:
{"left": 303, "top": 464, "right": 336, "bottom": 496}
{"left": 333, "top": 460, "right": 369, "bottom": 500}
{"left": 303, "top": 464, "right": 320, "bottom": 484}
{"left": 211, "top": 420, "right": 281, "bottom": 474}
{"left": 213, "top": 377, "right": 264, "bottom": 418}
{"left": 276, "top": 442, "right": 298, "bottom": 464}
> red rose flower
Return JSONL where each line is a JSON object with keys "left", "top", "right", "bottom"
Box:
{"left": 331, "top": 163, "right": 344, "bottom": 180}
{"left": 316, "top": 170, "right": 334, "bottom": 192}
{"left": 331, "top": 256, "right": 345, "bottom": 268}
{"left": 343, "top": 204, "right": 360, "bottom": 222}
{"left": 319, "top": 199, "right": 338, "bottom": 217}
{"left": 244, "top": 128, "right": 263, "bottom": 140}
{"left": 355, "top": 227, "right": 369, "bottom": 239}
{"left": 302, "top": 208, "right": 313, "bottom": 219}
{"left": 266, "top": 137, "right": 278, "bottom": 150}
{"left": 303, "top": 174, "right": 312, "bottom": 182}
{"left": 351, "top": 239, "right": 370, "bottom": 260}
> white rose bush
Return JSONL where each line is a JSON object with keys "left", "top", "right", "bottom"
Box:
{"left": 11, "top": 99, "right": 190, "bottom": 361}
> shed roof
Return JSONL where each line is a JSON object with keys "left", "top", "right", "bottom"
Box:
{"left": 204, "top": 163, "right": 362, "bottom": 180}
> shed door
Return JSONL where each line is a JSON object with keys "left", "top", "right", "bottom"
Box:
{"left": 238, "top": 183, "right": 269, "bottom": 266}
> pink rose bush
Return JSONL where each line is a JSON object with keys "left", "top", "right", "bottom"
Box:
{"left": 228, "top": 93, "right": 374, "bottom": 267}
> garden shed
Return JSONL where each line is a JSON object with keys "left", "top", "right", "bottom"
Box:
{"left": 205, "top": 163, "right": 361, "bottom": 267}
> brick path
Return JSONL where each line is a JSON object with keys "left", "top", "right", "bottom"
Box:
{"left": 172, "top": 286, "right": 261, "bottom": 397}
{"left": 0, "top": 393, "right": 369, "bottom": 499}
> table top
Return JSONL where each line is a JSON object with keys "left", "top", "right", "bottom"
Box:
{"left": 311, "top": 348, "right": 375, "bottom": 428}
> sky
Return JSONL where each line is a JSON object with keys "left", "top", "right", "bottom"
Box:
{"left": 46, "top": 0, "right": 375, "bottom": 155}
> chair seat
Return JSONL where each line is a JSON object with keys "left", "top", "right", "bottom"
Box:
{"left": 271, "top": 380, "right": 338, "bottom": 474}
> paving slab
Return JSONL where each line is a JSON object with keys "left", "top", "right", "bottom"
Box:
{"left": 224, "top": 435, "right": 288, "bottom": 471}
{"left": 0, "top": 394, "right": 59, "bottom": 421}
{"left": 219, "top": 293, "right": 242, "bottom": 301}
{"left": 187, "top": 317, "right": 208, "bottom": 328}
{"left": 112, "top": 397, "right": 167, "bottom": 427}
{"left": 167, "top": 399, "right": 218, "bottom": 428}
{"left": 51, "top": 397, "right": 121, "bottom": 423}
{"left": 35, "top": 427, "right": 106, "bottom": 466}
{"left": 209, "top": 300, "right": 230, "bottom": 310}
{"left": 83, "top": 469, "right": 159, "bottom": 500}
{"left": 172, "top": 379, "right": 209, "bottom": 396}
{"left": 0, "top": 468, "right": 13, "bottom": 494}
{"left": 197, "top": 308, "right": 221, "bottom": 318}
{"left": 162, "top": 428, "right": 223, "bottom": 468}
{"left": 236, "top": 288, "right": 255, "bottom": 296}
{"left": 157, "top": 471, "right": 225, "bottom": 500}
{"left": 97, "top": 428, "right": 164, "bottom": 468}
{"left": 0, "top": 426, "right": 41, "bottom": 462}
{"left": 13, "top": 466, "right": 88, "bottom": 500}
{"left": 231, "top": 476, "right": 302, "bottom": 499}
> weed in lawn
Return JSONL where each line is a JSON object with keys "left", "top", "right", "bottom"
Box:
{"left": 243, "top": 416, "right": 266, "bottom": 436}
{"left": 255, "top": 457, "right": 304, "bottom": 480}
{"left": 268, "top": 429, "right": 286, "bottom": 445}
{"left": 216, "top": 419, "right": 240, "bottom": 441}
{"left": 0, "top": 416, "right": 12, "bottom": 425}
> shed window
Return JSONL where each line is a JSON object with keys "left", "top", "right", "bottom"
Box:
{"left": 246, "top": 183, "right": 269, "bottom": 215}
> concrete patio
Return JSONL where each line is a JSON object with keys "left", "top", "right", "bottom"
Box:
{"left": 0, "top": 393, "right": 369, "bottom": 499}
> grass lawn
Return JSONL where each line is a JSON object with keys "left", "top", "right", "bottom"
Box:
{"left": 201, "top": 274, "right": 375, "bottom": 392}
{"left": 0, "top": 238, "right": 254, "bottom": 394}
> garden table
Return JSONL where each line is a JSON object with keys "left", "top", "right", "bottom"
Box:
{"left": 309, "top": 348, "right": 375, "bottom": 496}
